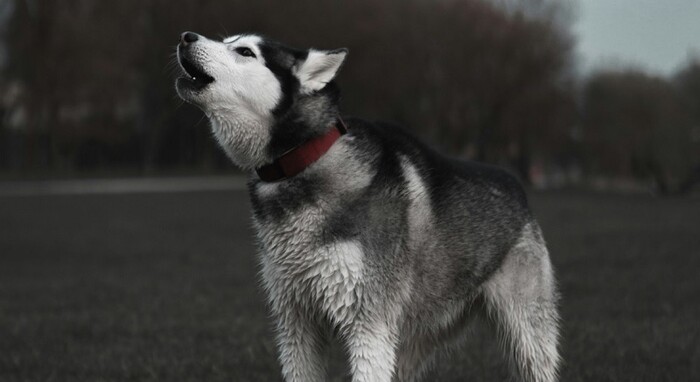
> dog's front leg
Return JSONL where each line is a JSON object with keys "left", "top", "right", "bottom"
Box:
{"left": 346, "top": 317, "right": 399, "bottom": 382}
{"left": 275, "top": 310, "right": 327, "bottom": 382}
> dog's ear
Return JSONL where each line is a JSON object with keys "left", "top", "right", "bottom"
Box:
{"left": 294, "top": 48, "right": 348, "bottom": 94}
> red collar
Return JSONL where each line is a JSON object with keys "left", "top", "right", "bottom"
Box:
{"left": 256, "top": 118, "right": 348, "bottom": 182}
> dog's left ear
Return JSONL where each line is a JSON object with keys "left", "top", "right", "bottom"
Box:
{"left": 294, "top": 48, "right": 348, "bottom": 94}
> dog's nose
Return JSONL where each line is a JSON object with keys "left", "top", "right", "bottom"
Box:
{"left": 180, "top": 32, "right": 199, "bottom": 46}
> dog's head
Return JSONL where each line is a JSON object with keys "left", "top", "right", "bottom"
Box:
{"left": 175, "top": 32, "right": 347, "bottom": 169}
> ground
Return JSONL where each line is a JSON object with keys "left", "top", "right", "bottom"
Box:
{"left": 1, "top": 188, "right": 699, "bottom": 381}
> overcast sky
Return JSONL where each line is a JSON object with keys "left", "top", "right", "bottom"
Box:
{"left": 574, "top": 0, "right": 700, "bottom": 75}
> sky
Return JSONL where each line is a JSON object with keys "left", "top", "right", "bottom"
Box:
{"left": 574, "top": 0, "right": 700, "bottom": 75}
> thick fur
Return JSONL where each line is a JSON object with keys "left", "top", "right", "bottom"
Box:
{"left": 175, "top": 32, "right": 561, "bottom": 382}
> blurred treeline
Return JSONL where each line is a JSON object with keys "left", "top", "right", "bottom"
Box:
{"left": 0, "top": 0, "right": 698, "bottom": 192}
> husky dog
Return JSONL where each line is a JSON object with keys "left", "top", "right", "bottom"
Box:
{"left": 175, "top": 31, "right": 560, "bottom": 382}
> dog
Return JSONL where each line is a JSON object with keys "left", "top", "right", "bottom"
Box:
{"left": 175, "top": 31, "right": 560, "bottom": 382}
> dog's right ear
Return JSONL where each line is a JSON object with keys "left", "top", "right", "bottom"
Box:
{"left": 294, "top": 48, "right": 348, "bottom": 94}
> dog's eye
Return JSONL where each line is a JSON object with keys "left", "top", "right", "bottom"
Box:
{"left": 235, "top": 47, "right": 256, "bottom": 58}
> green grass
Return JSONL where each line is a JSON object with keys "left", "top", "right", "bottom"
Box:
{"left": 1, "top": 190, "right": 698, "bottom": 381}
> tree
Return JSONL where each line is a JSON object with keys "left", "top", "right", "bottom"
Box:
{"left": 674, "top": 59, "right": 700, "bottom": 192}
{"left": 582, "top": 69, "right": 695, "bottom": 192}
{"left": 1, "top": 0, "right": 577, "bottom": 179}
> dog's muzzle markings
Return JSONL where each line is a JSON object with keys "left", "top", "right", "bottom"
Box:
{"left": 174, "top": 31, "right": 561, "bottom": 382}
{"left": 177, "top": 32, "right": 215, "bottom": 92}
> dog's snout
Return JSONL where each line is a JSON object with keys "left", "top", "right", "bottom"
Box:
{"left": 180, "top": 32, "right": 200, "bottom": 46}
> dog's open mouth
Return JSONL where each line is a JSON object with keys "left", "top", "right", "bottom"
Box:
{"left": 177, "top": 55, "right": 214, "bottom": 91}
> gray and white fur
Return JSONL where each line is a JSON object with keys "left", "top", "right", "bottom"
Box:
{"left": 175, "top": 31, "right": 561, "bottom": 382}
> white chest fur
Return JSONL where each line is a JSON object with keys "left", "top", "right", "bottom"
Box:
{"left": 256, "top": 208, "right": 365, "bottom": 327}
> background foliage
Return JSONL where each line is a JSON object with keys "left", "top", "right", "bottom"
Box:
{"left": 0, "top": 0, "right": 699, "bottom": 191}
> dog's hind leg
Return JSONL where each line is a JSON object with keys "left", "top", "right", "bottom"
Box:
{"left": 481, "top": 223, "right": 561, "bottom": 382}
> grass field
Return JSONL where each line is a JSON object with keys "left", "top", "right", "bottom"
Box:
{"left": 1, "top": 188, "right": 699, "bottom": 381}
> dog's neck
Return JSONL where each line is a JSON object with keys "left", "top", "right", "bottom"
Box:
{"left": 209, "top": 112, "right": 273, "bottom": 170}
{"left": 268, "top": 85, "right": 341, "bottom": 159}
{"left": 208, "top": 85, "right": 342, "bottom": 171}
{"left": 255, "top": 118, "right": 347, "bottom": 182}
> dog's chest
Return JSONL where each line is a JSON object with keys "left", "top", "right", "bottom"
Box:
{"left": 255, "top": 207, "right": 365, "bottom": 324}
